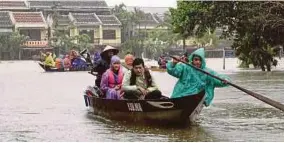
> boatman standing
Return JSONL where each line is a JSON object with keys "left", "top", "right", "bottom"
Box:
{"left": 166, "top": 48, "right": 231, "bottom": 106}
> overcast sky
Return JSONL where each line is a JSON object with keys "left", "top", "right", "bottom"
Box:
{"left": 105, "top": 0, "right": 177, "bottom": 7}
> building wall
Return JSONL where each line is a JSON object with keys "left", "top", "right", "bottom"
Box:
{"left": 70, "top": 27, "right": 78, "bottom": 37}
{"left": 41, "top": 29, "right": 47, "bottom": 41}
{"left": 101, "top": 26, "right": 121, "bottom": 46}
{"left": 94, "top": 26, "right": 102, "bottom": 44}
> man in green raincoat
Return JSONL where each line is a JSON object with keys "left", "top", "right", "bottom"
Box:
{"left": 166, "top": 48, "right": 230, "bottom": 106}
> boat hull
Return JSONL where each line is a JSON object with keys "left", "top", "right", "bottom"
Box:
{"left": 84, "top": 90, "right": 205, "bottom": 126}
{"left": 39, "top": 62, "right": 91, "bottom": 72}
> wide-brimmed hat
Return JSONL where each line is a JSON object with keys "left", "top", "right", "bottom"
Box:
{"left": 100, "top": 45, "right": 119, "bottom": 56}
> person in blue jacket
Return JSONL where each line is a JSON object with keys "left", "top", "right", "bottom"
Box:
{"left": 166, "top": 48, "right": 231, "bottom": 106}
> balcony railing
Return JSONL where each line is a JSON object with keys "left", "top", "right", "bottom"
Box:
{"left": 23, "top": 41, "right": 48, "bottom": 47}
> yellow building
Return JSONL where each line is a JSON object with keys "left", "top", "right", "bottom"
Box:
{"left": 97, "top": 15, "right": 122, "bottom": 47}
{"left": 55, "top": 12, "right": 122, "bottom": 48}
{"left": 11, "top": 12, "right": 49, "bottom": 48}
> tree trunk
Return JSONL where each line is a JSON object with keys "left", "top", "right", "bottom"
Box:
{"left": 266, "top": 63, "right": 271, "bottom": 71}
{"left": 183, "top": 38, "right": 186, "bottom": 52}
{"left": 260, "top": 65, "right": 266, "bottom": 71}
{"left": 259, "top": 59, "right": 266, "bottom": 71}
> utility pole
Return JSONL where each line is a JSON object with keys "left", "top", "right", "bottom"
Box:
{"left": 223, "top": 48, "right": 226, "bottom": 70}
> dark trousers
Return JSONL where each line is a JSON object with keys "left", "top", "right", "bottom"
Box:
{"left": 123, "top": 90, "right": 162, "bottom": 99}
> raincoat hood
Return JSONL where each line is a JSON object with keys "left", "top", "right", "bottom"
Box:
{"left": 166, "top": 47, "right": 230, "bottom": 107}
{"left": 188, "top": 48, "right": 206, "bottom": 69}
{"left": 111, "top": 55, "right": 121, "bottom": 65}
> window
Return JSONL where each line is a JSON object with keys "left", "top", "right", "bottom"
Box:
{"left": 103, "top": 30, "right": 116, "bottom": 40}
{"left": 20, "top": 29, "right": 41, "bottom": 41}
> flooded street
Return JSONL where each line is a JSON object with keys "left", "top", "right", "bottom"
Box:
{"left": 0, "top": 60, "right": 284, "bottom": 141}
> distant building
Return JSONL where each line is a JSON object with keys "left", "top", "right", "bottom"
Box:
{"left": 0, "top": 11, "right": 13, "bottom": 34}
{"left": 0, "top": 0, "right": 122, "bottom": 59}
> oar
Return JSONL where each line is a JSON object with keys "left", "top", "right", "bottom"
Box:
{"left": 170, "top": 56, "right": 284, "bottom": 112}
{"left": 88, "top": 71, "right": 97, "bottom": 76}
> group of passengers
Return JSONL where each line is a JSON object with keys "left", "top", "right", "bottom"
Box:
{"left": 91, "top": 45, "right": 164, "bottom": 100}
{"left": 41, "top": 50, "right": 90, "bottom": 70}
{"left": 92, "top": 45, "right": 230, "bottom": 107}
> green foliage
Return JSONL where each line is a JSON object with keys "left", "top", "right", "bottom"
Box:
{"left": 170, "top": 2, "right": 216, "bottom": 39}
{"left": 49, "top": 27, "right": 92, "bottom": 55}
{"left": 0, "top": 32, "right": 28, "bottom": 60}
{"left": 113, "top": 3, "right": 182, "bottom": 58}
{"left": 170, "top": 1, "right": 284, "bottom": 71}
{"left": 75, "top": 34, "right": 92, "bottom": 51}
{"left": 193, "top": 28, "right": 219, "bottom": 48}
{"left": 121, "top": 37, "right": 140, "bottom": 56}
{"left": 49, "top": 28, "right": 76, "bottom": 54}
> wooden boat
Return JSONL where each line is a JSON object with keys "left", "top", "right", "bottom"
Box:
{"left": 38, "top": 62, "right": 91, "bottom": 72}
{"left": 83, "top": 86, "right": 205, "bottom": 126}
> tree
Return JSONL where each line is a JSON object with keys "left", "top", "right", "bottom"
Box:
{"left": 49, "top": 27, "right": 92, "bottom": 55}
{"left": 0, "top": 32, "right": 28, "bottom": 60}
{"left": 49, "top": 27, "right": 77, "bottom": 54}
{"left": 170, "top": 1, "right": 284, "bottom": 71}
{"left": 212, "top": 2, "right": 283, "bottom": 71}
{"left": 112, "top": 3, "right": 133, "bottom": 42}
{"left": 192, "top": 28, "right": 219, "bottom": 48}
{"left": 75, "top": 34, "right": 92, "bottom": 51}
{"left": 170, "top": 1, "right": 216, "bottom": 51}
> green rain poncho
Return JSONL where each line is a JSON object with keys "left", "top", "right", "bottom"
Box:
{"left": 44, "top": 54, "right": 55, "bottom": 67}
{"left": 166, "top": 48, "right": 230, "bottom": 106}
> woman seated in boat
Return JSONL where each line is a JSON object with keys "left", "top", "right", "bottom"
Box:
{"left": 71, "top": 56, "right": 88, "bottom": 70}
{"left": 166, "top": 48, "right": 230, "bottom": 106}
{"left": 44, "top": 52, "right": 56, "bottom": 67}
{"left": 69, "top": 49, "right": 79, "bottom": 64}
{"left": 122, "top": 58, "right": 163, "bottom": 100}
{"left": 63, "top": 54, "right": 71, "bottom": 69}
{"left": 100, "top": 55, "right": 124, "bottom": 99}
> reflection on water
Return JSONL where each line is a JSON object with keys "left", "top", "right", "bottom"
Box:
{"left": 85, "top": 112, "right": 217, "bottom": 142}
{"left": 0, "top": 60, "right": 284, "bottom": 141}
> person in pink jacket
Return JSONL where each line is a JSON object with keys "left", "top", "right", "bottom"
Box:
{"left": 100, "top": 55, "right": 124, "bottom": 99}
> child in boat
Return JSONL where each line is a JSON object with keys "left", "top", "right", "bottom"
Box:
{"left": 122, "top": 58, "right": 163, "bottom": 100}
{"left": 100, "top": 55, "right": 124, "bottom": 99}
{"left": 166, "top": 48, "right": 230, "bottom": 106}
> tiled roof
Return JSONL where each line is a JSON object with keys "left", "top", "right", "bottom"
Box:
{"left": 28, "top": 0, "right": 108, "bottom": 9}
{"left": 97, "top": 15, "right": 121, "bottom": 26}
{"left": 70, "top": 13, "right": 102, "bottom": 26}
{"left": 0, "top": 1, "right": 28, "bottom": 9}
{"left": 57, "top": 15, "right": 71, "bottom": 26}
{"left": 0, "top": 11, "right": 13, "bottom": 28}
{"left": 12, "top": 12, "right": 45, "bottom": 24}
{"left": 153, "top": 14, "right": 164, "bottom": 23}
{"left": 138, "top": 13, "right": 159, "bottom": 26}
{"left": 125, "top": 6, "right": 169, "bottom": 14}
